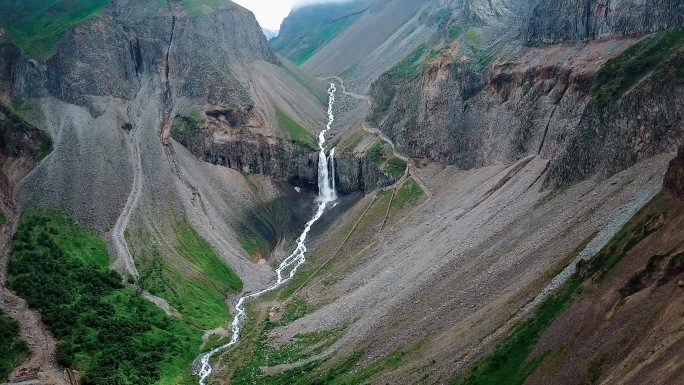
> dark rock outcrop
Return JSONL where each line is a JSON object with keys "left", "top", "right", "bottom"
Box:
{"left": 524, "top": 0, "right": 684, "bottom": 43}
{"left": 194, "top": 133, "right": 394, "bottom": 194}
{"left": 663, "top": 146, "right": 684, "bottom": 199}
{"left": 0, "top": 103, "right": 51, "bottom": 215}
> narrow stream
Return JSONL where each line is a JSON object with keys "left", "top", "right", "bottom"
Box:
{"left": 195, "top": 83, "right": 338, "bottom": 384}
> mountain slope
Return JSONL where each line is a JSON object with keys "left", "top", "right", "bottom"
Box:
{"left": 1, "top": 0, "right": 683, "bottom": 384}
{"left": 0, "top": 0, "right": 344, "bottom": 383}
{"left": 272, "top": 0, "right": 373, "bottom": 65}
{"left": 367, "top": 2, "right": 684, "bottom": 188}
{"left": 273, "top": 0, "right": 432, "bottom": 93}
{"left": 203, "top": 1, "right": 684, "bottom": 384}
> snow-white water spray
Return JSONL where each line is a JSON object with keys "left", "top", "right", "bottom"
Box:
{"left": 317, "top": 83, "right": 338, "bottom": 203}
{"left": 195, "top": 83, "right": 338, "bottom": 384}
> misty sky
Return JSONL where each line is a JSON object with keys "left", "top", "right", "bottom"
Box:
{"left": 233, "top": 0, "right": 352, "bottom": 30}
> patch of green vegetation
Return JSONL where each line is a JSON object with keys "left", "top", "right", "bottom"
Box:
{"left": 175, "top": 220, "right": 242, "bottom": 291}
{"left": 451, "top": 275, "right": 583, "bottom": 385}
{"left": 460, "top": 37, "right": 509, "bottom": 74}
{"left": 139, "top": 220, "right": 242, "bottom": 329}
{"left": 593, "top": 28, "right": 684, "bottom": 106}
{"left": 449, "top": 23, "right": 463, "bottom": 41}
{"left": 281, "top": 299, "right": 310, "bottom": 325}
{"left": 39, "top": 133, "right": 53, "bottom": 160}
{"left": 237, "top": 231, "right": 271, "bottom": 259}
{"left": 365, "top": 142, "right": 386, "bottom": 166}
{"left": 231, "top": 316, "right": 347, "bottom": 384}
{"left": 330, "top": 341, "right": 424, "bottom": 384}
{"left": 0, "top": 0, "right": 110, "bottom": 59}
{"left": 433, "top": 9, "right": 452, "bottom": 24}
{"left": 181, "top": 0, "right": 227, "bottom": 16}
{"left": 534, "top": 185, "right": 571, "bottom": 209}
{"left": 579, "top": 202, "right": 664, "bottom": 283}
{"left": 0, "top": 212, "right": 6, "bottom": 226}
{"left": 0, "top": 310, "right": 29, "bottom": 383}
{"left": 278, "top": 269, "right": 314, "bottom": 300}
{"left": 233, "top": 357, "right": 320, "bottom": 385}
{"left": 233, "top": 317, "right": 421, "bottom": 385}
{"left": 170, "top": 111, "right": 203, "bottom": 142}
{"left": 465, "top": 28, "right": 482, "bottom": 45}
{"left": 234, "top": 182, "right": 302, "bottom": 263}
{"left": 202, "top": 333, "right": 229, "bottom": 353}
{"left": 298, "top": 351, "right": 364, "bottom": 385}
{"left": 276, "top": 106, "right": 317, "bottom": 149}
{"left": 9, "top": 99, "right": 47, "bottom": 133}
{"left": 7, "top": 209, "right": 201, "bottom": 385}
{"left": 393, "top": 179, "right": 423, "bottom": 209}
{"left": 339, "top": 64, "right": 358, "bottom": 80}
{"left": 282, "top": 65, "right": 328, "bottom": 105}
{"left": 339, "top": 131, "right": 363, "bottom": 152}
{"left": 668, "top": 250, "right": 684, "bottom": 268}
{"left": 265, "top": 325, "right": 345, "bottom": 368}
{"left": 388, "top": 43, "right": 428, "bottom": 79}
{"left": 385, "top": 157, "right": 406, "bottom": 179}
{"left": 626, "top": 253, "right": 666, "bottom": 290}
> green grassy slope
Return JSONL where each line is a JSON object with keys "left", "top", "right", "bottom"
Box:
{"left": 136, "top": 219, "right": 243, "bottom": 330}
{"left": 0, "top": 0, "right": 111, "bottom": 58}
{"left": 7, "top": 209, "right": 202, "bottom": 385}
{"left": 593, "top": 28, "right": 684, "bottom": 106}
{"left": 272, "top": 3, "right": 365, "bottom": 65}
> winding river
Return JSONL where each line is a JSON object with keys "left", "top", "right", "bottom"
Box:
{"left": 195, "top": 83, "right": 339, "bottom": 384}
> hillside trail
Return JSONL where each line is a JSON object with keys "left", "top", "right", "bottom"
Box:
{"left": 110, "top": 86, "right": 147, "bottom": 281}
{"left": 0, "top": 183, "right": 68, "bottom": 385}
{"left": 324, "top": 76, "right": 432, "bottom": 198}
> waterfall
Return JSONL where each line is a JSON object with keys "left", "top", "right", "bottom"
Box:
{"left": 194, "top": 83, "right": 338, "bottom": 385}
{"left": 317, "top": 83, "right": 338, "bottom": 202}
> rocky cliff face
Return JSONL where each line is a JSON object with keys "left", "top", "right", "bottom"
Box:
{"left": 0, "top": 0, "right": 391, "bottom": 233}
{"left": 0, "top": 104, "right": 50, "bottom": 216}
{"left": 369, "top": 1, "right": 684, "bottom": 188}
{"left": 173, "top": 112, "right": 395, "bottom": 194}
{"left": 3, "top": 0, "right": 276, "bottom": 114}
{"left": 663, "top": 146, "right": 684, "bottom": 198}
{"left": 524, "top": 0, "right": 684, "bottom": 43}
{"left": 0, "top": 0, "right": 286, "bottom": 232}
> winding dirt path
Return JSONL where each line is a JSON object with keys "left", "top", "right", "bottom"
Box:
{"left": 109, "top": 84, "right": 155, "bottom": 281}
{"left": 362, "top": 122, "right": 409, "bottom": 162}
{"left": 110, "top": 123, "right": 142, "bottom": 279}
{"left": 326, "top": 75, "right": 431, "bottom": 198}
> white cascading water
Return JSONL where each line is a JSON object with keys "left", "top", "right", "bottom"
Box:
{"left": 195, "top": 83, "right": 338, "bottom": 385}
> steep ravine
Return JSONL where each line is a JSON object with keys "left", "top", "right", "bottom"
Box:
{"left": 1, "top": 1, "right": 684, "bottom": 385}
